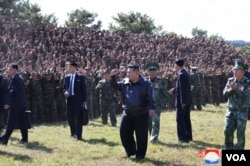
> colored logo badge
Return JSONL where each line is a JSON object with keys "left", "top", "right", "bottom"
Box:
{"left": 204, "top": 149, "right": 220, "bottom": 164}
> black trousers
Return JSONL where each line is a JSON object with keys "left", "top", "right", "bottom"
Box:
{"left": 2, "top": 108, "right": 28, "bottom": 142}
{"left": 120, "top": 111, "right": 149, "bottom": 158}
{"left": 176, "top": 105, "right": 192, "bottom": 142}
{"left": 66, "top": 97, "right": 83, "bottom": 139}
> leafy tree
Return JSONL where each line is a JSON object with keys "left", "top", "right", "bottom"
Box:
{"left": 209, "top": 33, "right": 224, "bottom": 41}
{"left": 191, "top": 27, "right": 207, "bottom": 38}
{"left": 153, "top": 25, "right": 167, "bottom": 36}
{"left": 15, "top": 1, "right": 42, "bottom": 24}
{"left": 1, "top": 0, "right": 58, "bottom": 26}
{"left": 41, "top": 13, "right": 58, "bottom": 27}
{"left": 0, "top": 0, "right": 20, "bottom": 16}
{"left": 65, "top": 8, "right": 101, "bottom": 29}
{"left": 109, "top": 11, "right": 163, "bottom": 34}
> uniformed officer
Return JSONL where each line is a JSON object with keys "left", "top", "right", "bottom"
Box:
{"left": 30, "top": 71, "right": 44, "bottom": 123}
{"left": 96, "top": 69, "right": 118, "bottom": 126}
{"left": 223, "top": 60, "right": 250, "bottom": 150}
{"left": 146, "top": 62, "right": 170, "bottom": 143}
{"left": 190, "top": 66, "right": 202, "bottom": 110}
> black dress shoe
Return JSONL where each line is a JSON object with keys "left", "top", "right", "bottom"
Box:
{"left": 122, "top": 152, "right": 136, "bottom": 158}
{"left": 74, "top": 135, "right": 82, "bottom": 140}
{"left": 20, "top": 138, "right": 28, "bottom": 144}
{"left": 135, "top": 156, "right": 144, "bottom": 161}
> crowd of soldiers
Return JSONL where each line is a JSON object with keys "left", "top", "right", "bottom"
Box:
{"left": 0, "top": 63, "right": 232, "bottom": 124}
{"left": 0, "top": 15, "right": 249, "bottom": 124}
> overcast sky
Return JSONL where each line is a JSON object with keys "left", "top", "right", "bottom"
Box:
{"left": 30, "top": 0, "right": 250, "bottom": 41}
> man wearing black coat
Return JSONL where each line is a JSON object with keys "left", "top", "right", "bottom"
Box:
{"left": 64, "top": 61, "right": 87, "bottom": 140}
{"left": 169, "top": 59, "right": 193, "bottom": 143}
{"left": 110, "top": 64, "right": 155, "bottom": 161}
{"left": 0, "top": 63, "right": 28, "bottom": 145}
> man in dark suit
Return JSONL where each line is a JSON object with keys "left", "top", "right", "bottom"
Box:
{"left": 64, "top": 61, "right": 87, "bottom": 140}
{"left": 169, "top": 59, "right": 193, "bottom": 143}
{"left": 0, "top": 63, "right": 28, "bottom": 145}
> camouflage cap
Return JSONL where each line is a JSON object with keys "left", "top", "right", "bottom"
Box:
{"left": 146, "top": 62, "right": 159, "bottom": 70}
{"left": 233, "top": 60, "right": 248, "bottom": 71}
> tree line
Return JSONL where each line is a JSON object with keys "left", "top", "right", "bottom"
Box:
{"left": 0, "top": 0, "right": 249, "bottom": 55}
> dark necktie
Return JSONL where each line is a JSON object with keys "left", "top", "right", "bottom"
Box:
{"left": 69, "top": 75, "right": 73, "bottom": 95}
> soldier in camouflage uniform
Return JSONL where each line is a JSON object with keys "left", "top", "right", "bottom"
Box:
{"left": 203, "top": 72, "right": 212, "bottom": 104}
{"left": 190, "top": 67, "right": 202, "bottom": 110}
{"left": 116, "top": 65, "right": 127, "bottom": 114}
{"left": 166, "top": 73, "right": 176, "bottom": 109}
{"left": 29, "top": 72, "right": 44, "bottom": 123}
{"left": 41, "top": 71, "right": 57, "bottom": 122}
{"left": 146, "top": 62, "right": 170, "bottom": 143}
{"left": 92, "top": 70, "right": 102, "bottom": 118}
{"left": 84, "top": 67, "right": 95, "bottom": 120}
{"left": 96, "top": 69, "right": 118, "bottom": 126}
{"left": 210, "top": 70, "right": 221, "bottom": 106}
{"left": 54, "top": 72, "right": 66, "bottom": 121}
{"left": 223, "top": 60, "right": 250, "bottom": 150}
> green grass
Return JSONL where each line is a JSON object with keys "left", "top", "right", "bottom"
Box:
{"left": 0, "top": 103, "right": 250, "bottom": 166}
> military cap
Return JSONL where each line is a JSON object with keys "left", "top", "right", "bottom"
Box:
{"left": 233, "top": 60, "right": 248, "bottom": 70}
{"left": 146, "top": 62, "right": 160, "bottom": 70}
{"left": 175, "top": 59, "right": 185, "bottom": 67}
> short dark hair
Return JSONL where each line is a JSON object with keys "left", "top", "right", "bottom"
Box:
{"left": 175, "top": 59, "right": 184, "bottom": 67}
{"left": 127, "top": 64, "right": 139, "bottom": 71}
{"left": 69, "top": 61, "right": 77, "bottom": 68}
{"left": 10, "top": 63, "right": 18, "bottom": 71}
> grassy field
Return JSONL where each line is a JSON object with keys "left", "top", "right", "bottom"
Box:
{"left": 0, "top": 103, "right": 250, "bottom": 166}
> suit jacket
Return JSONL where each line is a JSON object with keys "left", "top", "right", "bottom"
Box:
{"left": 175, "top": 69, "right": 192, "bottom": 107}
{"left": 64, "top": 73, "right": 87, "bottom": 105}
{"left": 9, "top": 74, "right": 26, "bottom": 110}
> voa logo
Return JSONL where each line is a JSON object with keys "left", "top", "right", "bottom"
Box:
{"left": 226, "top": 154, "right": 246, "bottom": 161}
